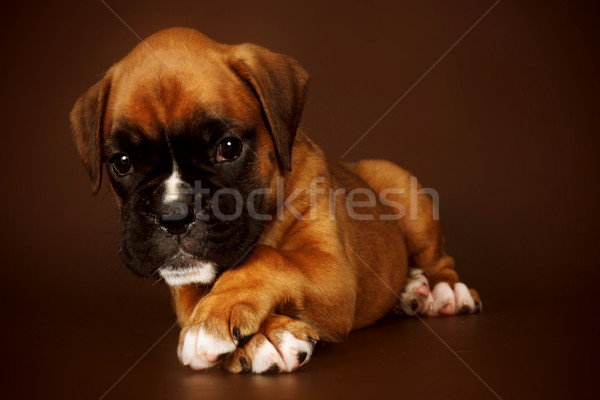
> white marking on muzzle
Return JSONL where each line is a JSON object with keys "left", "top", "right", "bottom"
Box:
{"left": 159, "top": 263, "right": 217, "bottom": 286}
{"left": 164, "top": 169, "right": 184, "bottom": 203}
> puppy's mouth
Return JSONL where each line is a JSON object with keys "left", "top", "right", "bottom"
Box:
{"left": 158, "top": 251, "right": 217, "bottom": 287}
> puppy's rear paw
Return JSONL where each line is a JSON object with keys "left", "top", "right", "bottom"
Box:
{"left": 224, "top": 315, "right": 319, "bottom": 374}
{"left": 396, "top": 268, "right": 481, "bottom": 317}
{"left": 424, "top": 282, "right": 481, "bottom": 316}
{"left": 395, "top": 268, "right": 431, "bottom": 316}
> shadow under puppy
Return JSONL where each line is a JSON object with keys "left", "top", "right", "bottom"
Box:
{"left": 70, "top": 28, "right": 481, "bottom": 374}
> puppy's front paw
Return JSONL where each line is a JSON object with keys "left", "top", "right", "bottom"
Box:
{"left": 224, "top": 315, "right": 319, "bottom": 374}
{"left": 177, "top": 293, "right": 270, "bottom": 370}
{"left": 178, "top": 325, "right": 237, "bottom": 370}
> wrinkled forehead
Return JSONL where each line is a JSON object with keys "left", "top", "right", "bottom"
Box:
{"left": 103, "top": 53, "right": 261, "bottom": 141}
{"left": 106, "top": 110, "right": 253, "bottom": 153}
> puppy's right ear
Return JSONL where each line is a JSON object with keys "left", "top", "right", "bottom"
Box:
{"left": 70, "top": 72, "right": 112, "bottom": 195}
{"left": 229, "top": 44, "right": 308, "bottom": 172}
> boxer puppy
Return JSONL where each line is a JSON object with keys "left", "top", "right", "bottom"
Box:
{"left": 70, "top": 28, "right": 481, "bottom": 374}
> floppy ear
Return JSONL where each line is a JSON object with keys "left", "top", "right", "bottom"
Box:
{"left": 230, "top": 44, "right": 308, "bottom": 171}
{"left": 70, "top": 73, "right": 112, "bottom": 195}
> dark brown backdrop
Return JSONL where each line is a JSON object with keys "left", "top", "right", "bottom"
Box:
{"left": 1, "top": 1, "right": 598, "bottom": 399}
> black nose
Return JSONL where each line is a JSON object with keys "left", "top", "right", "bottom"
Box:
{"left": 161, "top": 194, "right": 195, "bottom": 234}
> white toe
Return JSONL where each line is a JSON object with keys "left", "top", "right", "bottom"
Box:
{"left": 178, "top": 329, "right": 198, "bottom": 366}
{"left": 454, "top": 282, "right": 475, "bottom": 313}
{"left": 431, "top": 282, "right": 455, "bottom": 315}
{"left": 278, "top": 331, "right": 314, "bottom": 371}
{"left": 178, "top": 326, "right": 236, "bottom": 370}
{"left": 252, "top": 339, "right": 286, "bottom": 373}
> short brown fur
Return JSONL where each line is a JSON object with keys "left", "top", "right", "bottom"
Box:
{"left": 71, "top": 28, "right": 479, "bottom": 372}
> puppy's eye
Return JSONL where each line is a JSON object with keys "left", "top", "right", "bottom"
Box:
{"left": 216, "top": 137, "right": 243, "bottom": 162}
{"left": 110, "top": 154, "right": 133, "bottom": 177}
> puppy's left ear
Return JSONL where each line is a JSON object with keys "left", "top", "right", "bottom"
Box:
{"left": 70, "top": 71, "right": 112, "bottom": 195}
{"left": 230, "top": 44, "right": 308, "bottom": 171}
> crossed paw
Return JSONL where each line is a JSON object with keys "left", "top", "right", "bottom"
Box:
{"left": 395, "top": 268, "right": 482, "bottom": 316}
{"left": 178, "top": 268, "right": 480, "bottom": 374}
{"left": 178, "top": 313, "right": 318, "bottom": 374}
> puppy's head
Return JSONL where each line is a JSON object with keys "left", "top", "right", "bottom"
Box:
{"left": 70, "top": 28, "right": 308, "bottom": 286}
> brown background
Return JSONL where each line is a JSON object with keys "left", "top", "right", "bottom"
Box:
{"left": 1, "top": 0, "right": 598, "bottom": 399}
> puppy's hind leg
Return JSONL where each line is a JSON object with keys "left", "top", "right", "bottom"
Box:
{"left": 349, "top": 160, "right": 481, "bottom": 316}
{"left": 401, "top": 196, "right": 482, "bottom": 316}
{"left": 395, "top": 268, "right": 481, "bottom": 316}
